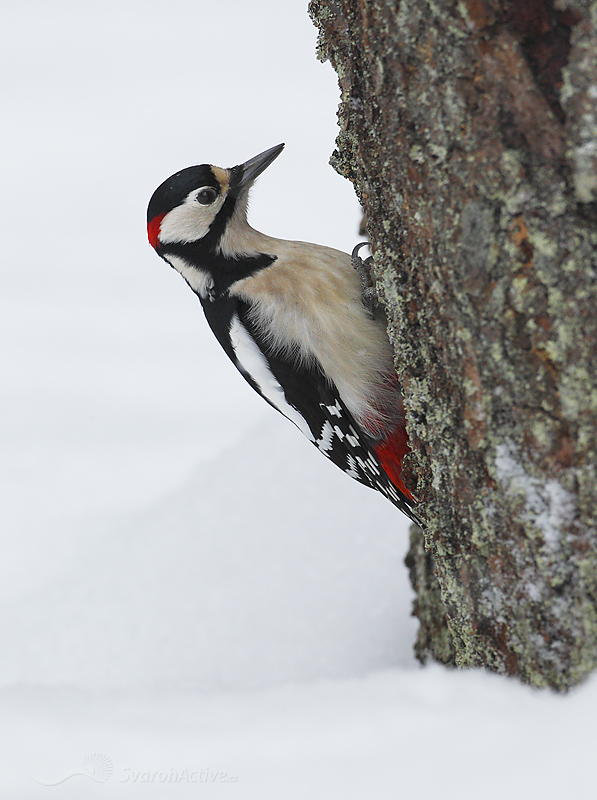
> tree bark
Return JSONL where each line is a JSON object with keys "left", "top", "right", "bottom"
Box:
{"left": 309, "top": 0, "right": 597, "bottom": 690}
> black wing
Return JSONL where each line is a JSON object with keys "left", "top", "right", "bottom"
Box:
{"left": 201, "top": 294, "right": 420, "bottom": 523}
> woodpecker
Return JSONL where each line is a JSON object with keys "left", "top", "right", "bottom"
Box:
{"left": 147, "top": 144, "right": 421, "bottom": 524}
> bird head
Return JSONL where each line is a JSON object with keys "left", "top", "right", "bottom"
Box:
{"left": 147, "top": 143, "right": 284, "bottom": 253}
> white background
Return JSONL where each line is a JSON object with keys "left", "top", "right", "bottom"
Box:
{"left": 1, "top": 1, "right": 596, "bottom": 798}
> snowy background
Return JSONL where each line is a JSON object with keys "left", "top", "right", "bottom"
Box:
{"left": 1, "top": 1, "right": 596, "bottom": 797}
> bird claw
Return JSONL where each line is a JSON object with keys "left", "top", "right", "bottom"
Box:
{"left": 351, "top": 242, "right": 380, "bottom": 315}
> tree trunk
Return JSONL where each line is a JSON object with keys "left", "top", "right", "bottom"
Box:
{"left": 309, "top": 0, "right": 597, "bottom": 691}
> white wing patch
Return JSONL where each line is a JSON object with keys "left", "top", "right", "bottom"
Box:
{"left": 229, "top": 315, "right": 314, "bottom": 441}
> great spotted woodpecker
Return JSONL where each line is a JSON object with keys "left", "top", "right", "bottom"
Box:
{"left": 147, "top": 144, "right": 421, "bottom": 524}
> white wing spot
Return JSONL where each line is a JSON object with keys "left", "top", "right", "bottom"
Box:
{"left": 316, "top": 420, "right": 335, "bottom": 453}
{"left": 327, "top": 402, "right": 342, "bottom": 418}
{"left": 387, "top": 485, "right": 400, "bottom": 501}
{"left": 366, "top": 457, "right": 380, "bottom": 474}
{"left": 346, "top": 455, "right": 360, "bottom": 479}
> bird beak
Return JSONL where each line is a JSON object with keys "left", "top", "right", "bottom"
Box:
{"left": 230, "top": 143, "right": 285, "bottom": 194}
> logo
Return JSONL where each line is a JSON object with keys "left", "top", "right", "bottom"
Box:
{"left": 29, "top": 753, "right": 113, "bottom": 786}
{"left": 28, "top": 754, "right": 238, "bottom": 786}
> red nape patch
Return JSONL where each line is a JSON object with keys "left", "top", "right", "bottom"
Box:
{"left": 147, "top": 213, "right": 165, "bottom": 250}
{"left": 373, "top": 425, "right": 416, "bottom": 503}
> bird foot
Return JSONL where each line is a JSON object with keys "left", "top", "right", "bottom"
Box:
{"left": 351, "top": 242, "right": 380, "bottom": 315}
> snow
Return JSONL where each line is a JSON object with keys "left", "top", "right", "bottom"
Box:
{"left": 2, "top": 1, "right": 597, "bottom": 797}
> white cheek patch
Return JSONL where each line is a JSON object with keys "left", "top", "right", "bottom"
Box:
{"left": 159, "top": 191, "right": 225, "bottom": 245}
{"left": 159, "top": 204, "right": 211, "bottom": 244}
{"left": 165, "top": 254, "right": 214, "bottom": 300}
{"left": 229, "top": 315, "right": 314, "bottom": 441}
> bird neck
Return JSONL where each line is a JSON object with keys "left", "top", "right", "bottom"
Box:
{"left": 161, "top": 224, "right": 276, "bottom": 302}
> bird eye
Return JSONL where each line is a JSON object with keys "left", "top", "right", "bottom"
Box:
{"left": 196, "top": 187, "right": 218, "bottom": 205}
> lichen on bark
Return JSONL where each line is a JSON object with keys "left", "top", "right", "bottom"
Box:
{"left": 309, "top": 0, "right": 597, "bottom": 690}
